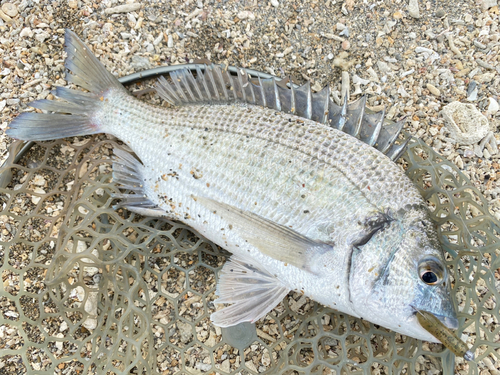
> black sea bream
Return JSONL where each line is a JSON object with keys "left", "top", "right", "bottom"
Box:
{"left": 7, "top": 30, "right": 459, "bottom": 343}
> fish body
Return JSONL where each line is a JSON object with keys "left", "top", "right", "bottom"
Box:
{"left": 7, "top": 30, "right": 458, "bottom": 343}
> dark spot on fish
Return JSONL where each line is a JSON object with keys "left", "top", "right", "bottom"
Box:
{"left": 303, "top": 210, "right": 310, "bottom": 214}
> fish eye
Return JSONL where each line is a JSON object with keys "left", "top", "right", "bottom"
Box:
{"left": 418, "top": 257, "right": 445, "bottom": 285}
{"left": 421, "top": 271, "right": 438, "bottom": 284}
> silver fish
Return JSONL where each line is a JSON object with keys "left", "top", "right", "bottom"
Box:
{"left": 8, "top": 30, "right": 459, "bottom": 344}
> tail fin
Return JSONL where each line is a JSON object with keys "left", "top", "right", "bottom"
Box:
{"left": 7, "top": 29, "right": 127, "bottom": 141}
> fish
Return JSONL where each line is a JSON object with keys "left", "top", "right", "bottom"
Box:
{"left": 7, "top": 30, "right": 465, "bottom": 349}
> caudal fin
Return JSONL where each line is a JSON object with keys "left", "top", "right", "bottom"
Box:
{"left": 7, "top": 29, "right": 127, "bottom": 141}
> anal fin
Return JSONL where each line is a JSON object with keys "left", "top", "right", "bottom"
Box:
{"left": 112, "top": 148, "right": 168, "bottom": 218}
{"left": 211, "top": 255, "right": 290, "bottom": 327}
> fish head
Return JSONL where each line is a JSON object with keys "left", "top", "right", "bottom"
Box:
{"left": 348, "top": 206, "right": 457, "bottom": 342}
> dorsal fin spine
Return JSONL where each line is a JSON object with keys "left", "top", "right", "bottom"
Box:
{"left": 290, "top": 78, "right": 296, "bottom": 115}
{"left": 206, "top": 68, "right": 220, "bottom": 101}
{"left": 353, "top": 96, "right": 367, "bottom": 138}
{"left": 154, "top": 64, "right": 409, "bottom": 159}
{"left": 238, "top": 69, "right": 247, "bottom": 102}
{"left": 189, "top": 68, "right": 204, "bottom": 101}
{"left": 156, "top": 76, "right": 176, "bottom": 105}
{"left": 386, "top": 137, "right": 410, "bottom": 160}
{"left": 216, "top": 68, "right": 229, "bottom": 101}
{"left": 247, "top": 77, "right": 256, "bottom": 104}
{"left": 368, "top": 109, "right": 384, "bottom": 147}
{"left": 195, "top": 66, "right": 210, "bottom": 101}
{"left": 171, "top": 72, "right": 188, "bottom": 102}
{"left": 339, "top": 95, "right": 348, "bottom": 130}
{"left": 377, "top": 119, "right": 404, "bottom": 154}
{"left": 322, "top": 85, "right": 330, "bottom": 124}
{"left": 258, "top": 76, "right": 267, "bottom": 107}
{"left": 180, "top": 70, "right": 197, "bottom": 101}
{"left": 272, "top": 78, "right": 281, "bottom": 111}
{"left": 237, "top": 69, "right": 247, "bottom": 102}
{"left": 303, "top": 81, "right": 312, "bottom": 119}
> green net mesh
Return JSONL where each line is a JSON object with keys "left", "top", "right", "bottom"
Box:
{"left": 0, "top": 132, "right": 498, "bottom": 374}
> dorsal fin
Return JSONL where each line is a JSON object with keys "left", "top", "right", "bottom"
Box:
{"left": 155, "top": 64, "right": 408, "bottom": 160}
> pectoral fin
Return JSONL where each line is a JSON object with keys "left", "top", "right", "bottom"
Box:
{"left": 211, "top": 255, "right": 290, "bottom": 327}
{"left": 195, "top": 196, "right": 332, "bottom": 272}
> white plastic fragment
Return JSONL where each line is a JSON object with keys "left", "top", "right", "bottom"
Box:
{"left": 441, "top": 101, "right": 490, "bottom": 145}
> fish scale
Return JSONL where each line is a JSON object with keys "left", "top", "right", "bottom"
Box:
{"left": 102, "top": 94, "right": 416, "bottom": 243}
{"left": 6, "top": 29, "right": 465, "bottom": 349}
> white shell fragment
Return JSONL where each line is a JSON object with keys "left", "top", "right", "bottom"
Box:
{"left": 487, "top": 97, "right": 499, "bottom": 115}
{"left": 441, "top": 101, "right": 490, "bottom": 145}
{"left": 104, "top": 3, "right": 141, "bottom": 14}
{"left": 408, "top": 0, "right": 420, "bottom": 19}
{"left": 1, "top": 3, "right": 18, "bottom": 17}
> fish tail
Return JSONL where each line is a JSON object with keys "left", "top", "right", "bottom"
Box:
{"left": 7, "top": 29, "right": 127, "bottom": 141}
